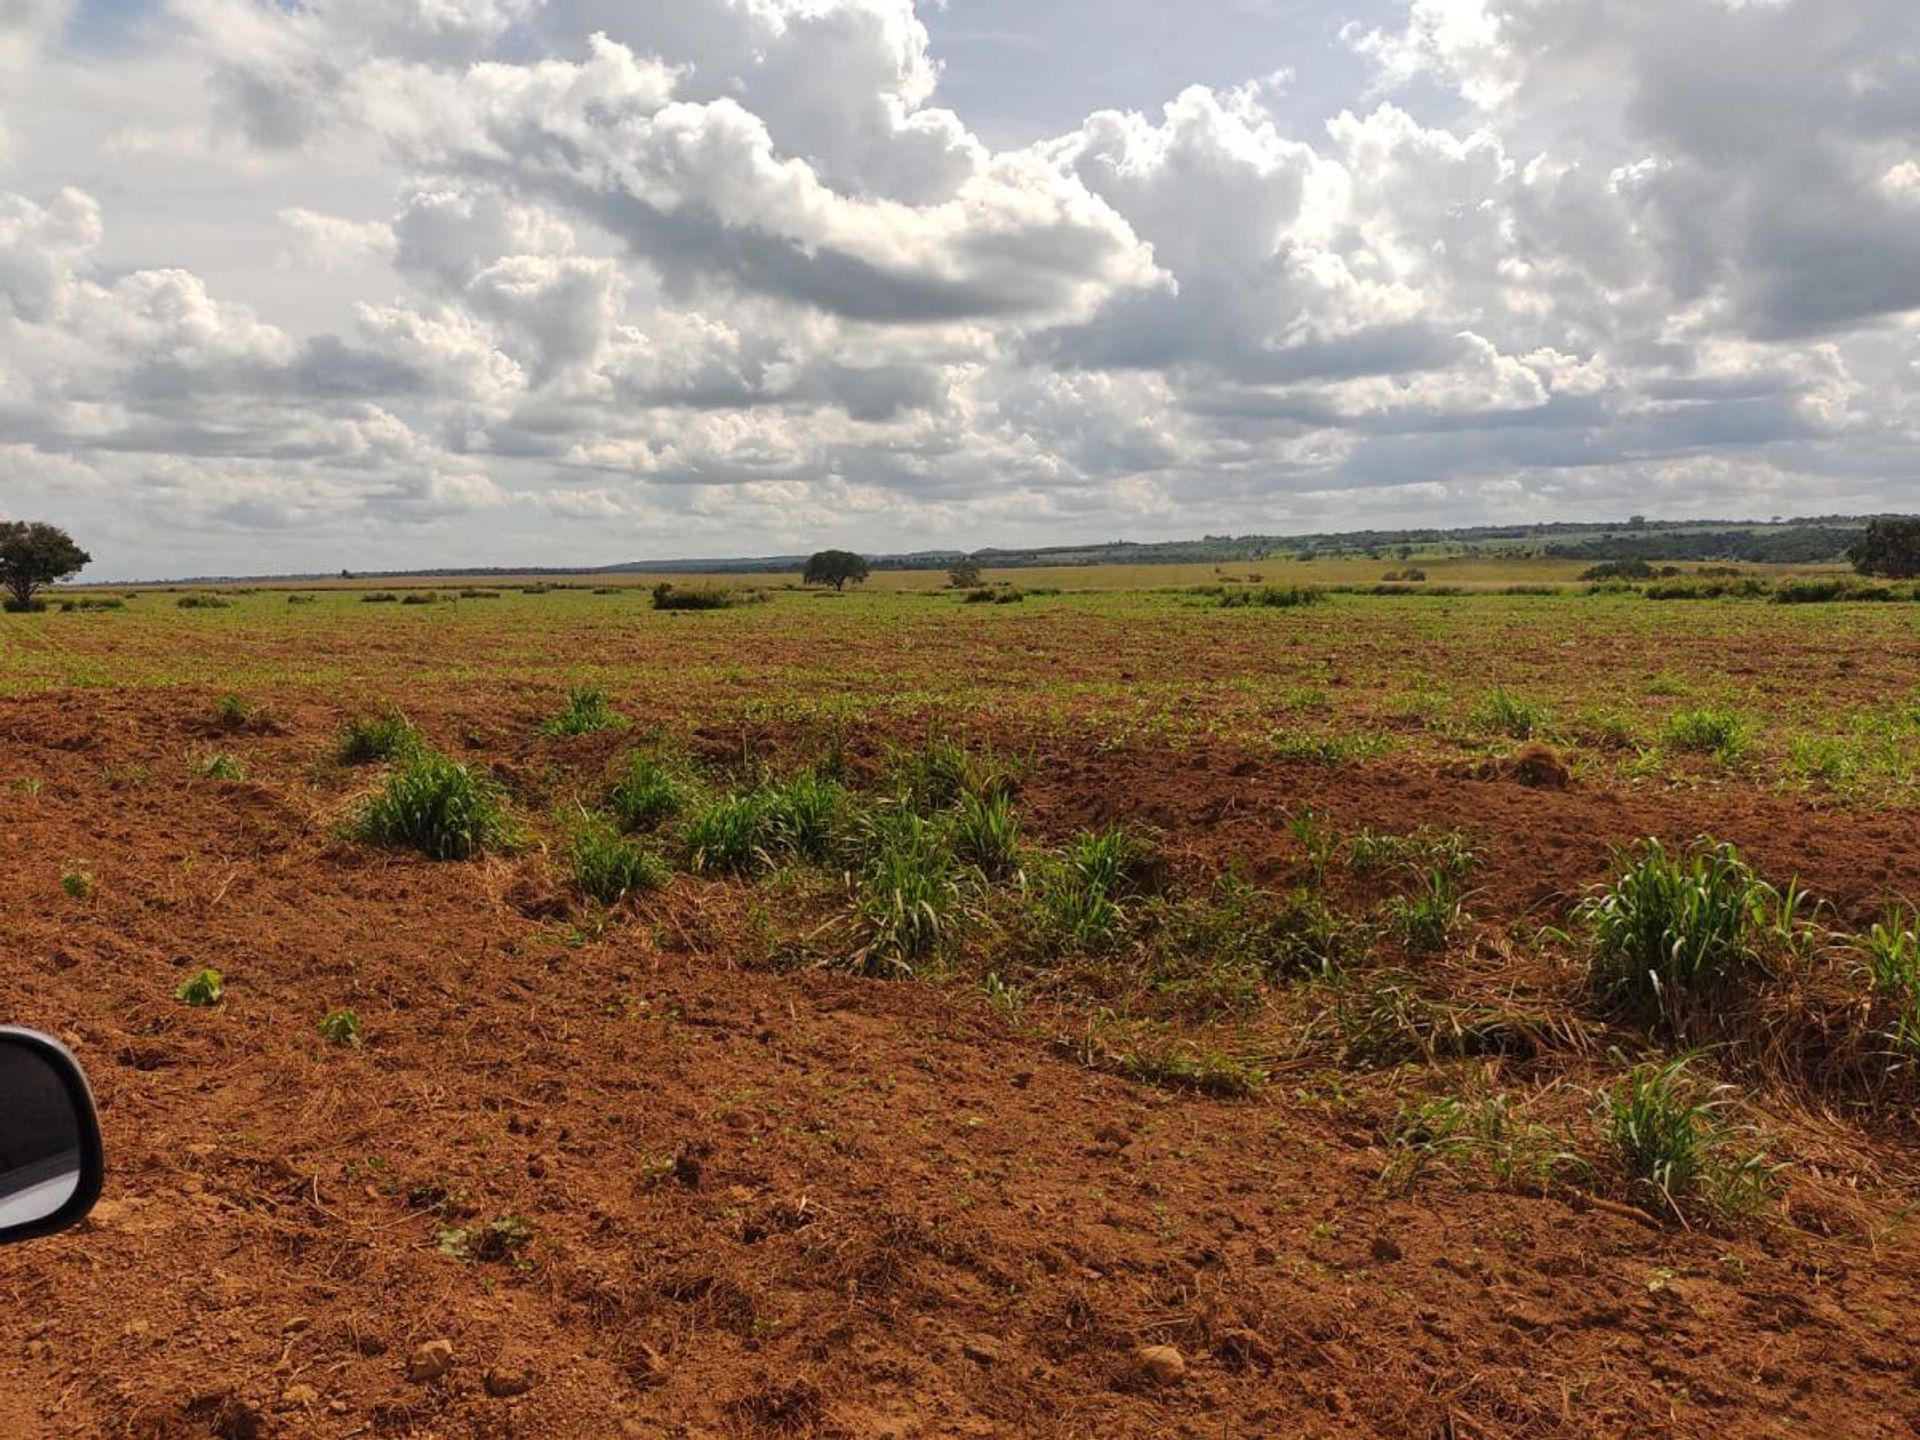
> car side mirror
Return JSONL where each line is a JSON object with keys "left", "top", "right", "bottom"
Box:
{"left": 0, "top": 1028, "right": 103, "bottom": 1245}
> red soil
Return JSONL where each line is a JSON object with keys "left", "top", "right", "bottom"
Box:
{"left": 1, "top": 688, "right": 1917, "bottom": 1439}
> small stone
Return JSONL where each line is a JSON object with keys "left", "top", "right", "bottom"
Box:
{"left": 484, "top": 1364, "right": 534, "bottom": 1398}
{"left": 1133, "top": 1344, "right": 1187, "bottom": 1386}
{"left": 406, "top": 1338, "right": 455, "bottom": 1383}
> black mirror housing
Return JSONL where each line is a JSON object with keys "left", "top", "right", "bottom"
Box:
{"left": 0, "top": 1027, "right": 104, "bottom": 1246}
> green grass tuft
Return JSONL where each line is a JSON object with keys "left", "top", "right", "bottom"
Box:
{"left": 539, "top": 686, "right": 624, "bottom": 739}
{"left": 176, "top": 967, "right": 225, "bottom": 1007}
{"left": 336, "top": 708, "right": 420, "bottom": 765}
{"left": 349, "top": 752, "right": 511, "bottom": 860}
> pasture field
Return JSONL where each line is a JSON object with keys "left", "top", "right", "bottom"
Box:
{"left": 4, "top": 579, "right": 1920, "bottom": 1438}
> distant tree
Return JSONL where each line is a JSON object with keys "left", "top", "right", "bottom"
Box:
{"left": 947, "top": 559, "right": 982, "bottom": 589}
{"left": 1851, "top": 518, "right": 1920, "bottom": 579}
{"left": 0, "top": 521, "right": 90, "bottom": 611}
{"left": 803, "top": 549, "right": 869, "bottom": 592}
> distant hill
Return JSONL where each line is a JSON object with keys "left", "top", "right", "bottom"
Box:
{"left": 599, "top": 515, "right": 1877, "bottom": 574}
{"left": 140, "top": 514, "right": 1888, "bottom": 585}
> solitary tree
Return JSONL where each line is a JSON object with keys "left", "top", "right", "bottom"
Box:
{"left": 0, "top": 521, "right": 90, "bottom": 611}
{"left": 803, "top": 549, "right": 869, "bottom": 592}
{"left": 1851, "top": 518, "right": 1920, "bottom": 579}
{"left": 947, "top": 558, "right": 982, "bottom": 589}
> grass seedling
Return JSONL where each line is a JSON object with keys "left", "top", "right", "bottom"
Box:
{"left": 1858, "top": 907, "right": 1920, "bottom": 1052}
{"left": 176, "top": 967, "right": 225, "bottom": 1007}
{"left": 192, "top": 751, "right": 247, "bottom": 782}
{"left": 60, "top": 863, "right": 96, "bottom": 901}
{"left": 349, "top": 752, "right": 511, "bottom": 860}
{"left": 539, "top": 686, "right": 624, "bottom": 739}
{"left": 318, "top": 1008, "right": 363, "bottom": 1048}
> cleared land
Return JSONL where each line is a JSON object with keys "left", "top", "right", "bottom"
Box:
{"left": 4, "top": 578, "right": 1920, "bottom": 1438}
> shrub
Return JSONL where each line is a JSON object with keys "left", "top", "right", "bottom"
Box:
{"left": 539, "top": 686, "right": 624, "bottom": 739}
{"left": 318, "top": 1008, "right": 363, "bottom": 1048}
{"left": 286, "top": 593, "right": 318, "bottom": 605}
{"left": 651, "top": 582, "right": 737, "bottom": 611}
{"left": 952, "top": 789, "right": 1021, "bottom": 879}
{"left": 176, "top": 968, "right": 225, "bottom": 1007}
{"left": 177, "top": 593, "right": 231, "bottom": 610}
{"left": 459, "top": 589, "right": 502, "bottom": 600}
{"left": 1662, "top": 707, "right": 1752, "bottom": 762}
{"left": 1580, "top": 559, "right": 1655, "bottom": 581}
{"left": 400, "top": 591, "right": 441, "bottom": 606}
{"left": 1602, "top": 1057, "right": 1775, "bottom": 1220}
{"left": 361, "top": 592, "right": 399, "bottom": 604}
{"left": 570, "top": 819, "right": 671, "bottom": 904}
{"left": 1576, "top": 839, "right": 1806, "bottom": 1037}
{"left": 349, "top": 752, "right": 511, "bottom": 860}
{"left": 1219, "top": 585, "right": 1323, "bottom": 609}
{"left": 337, "top": 708, "right": 419, "bottom": 765}
{"left": 58, "top": 596, "right": 124, "bottom": 612}
{"left": 992, "top": 588, "right": 1025, "bottom": 605}
{"left": 962, "top": 588, "right": 996, "bottom": 604}
{"left": 609, "top": 753, "right": 695, "bottom": 832}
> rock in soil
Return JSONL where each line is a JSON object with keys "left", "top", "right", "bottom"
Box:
{"left": 1133, "top": 1344, "right": 1187, "bottom": 1386}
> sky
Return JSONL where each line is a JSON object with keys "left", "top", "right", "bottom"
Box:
{"left": 0, "top": 1, "right": 1916, "bottom": 577}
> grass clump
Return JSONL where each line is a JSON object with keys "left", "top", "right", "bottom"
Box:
{"left": 59, "top": 863, "right": 96, "bottom": 901}
{"left": 761, "top": 771, "right": 850, "bottom": 863}
{"left": 1381, "top": 864, "right": 1468, "bottom": 954}
{"left": 349, "top": 752, "right": 511, "bottom": 861}
{"left": 1601, "top": 1057, "right": 1776, "bottom": 1221}
{"left": 176, "top": 968, "right": 225, "bottom": 1007}
{"left": 683, "top": 792, "right": 777, "bottom": 875}
{"left": 1385, "top": 1090, "right": 1590, "bottom": 1196}
{"left": 1034, "top": 828, "right": 1157, "bottom": 949}
{"left": 569, "top": 817, "right": 670, "bottom": 904}
{"left": 1858, "top": 907, "right": 1920, "bottom": 1053}
{"left": 1469, "top": 688, "right": 1548, "bottom": 740}
{"left": 337, "top": 708, "right": 420, "bottom": 765}
{"left": 609, "top": 752, "right": 696, "bottom": 832}
{"left": 891, "top": 735, "right": 1008, "bottom": 813}
{"left": 1219, "top": 585, "right": 1323, "bottom": 609}
{"left": 539, "top": 686, "right": 624, "bottom": 739}
{"left": 851, "top": 807, "right": 962, "bottom": 976}
{"left": 176, "top": 593, "right": 231, "bottom": 610}
{"left": 1662, "top": 707, "right": 1753, "bottom": 763}
{"left": 1115, "top": 1044, "right": 1266, "bottom": 1098}
{"left": 1575, "top": 838, "right": 1806, "bottom": 1038}
{"left": 400, "top": 591, "right": 441, "bottom": 606}
{"left": 951, "top": 789, "right": 1022, "bottom": 880}
{"left": 360, "top": 591, "right": 399, "bottom": 604}
{"left": 318, "top": 1008, "right": 362, "bottom": 1048}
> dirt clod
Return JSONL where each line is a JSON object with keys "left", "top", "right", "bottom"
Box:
{"left": 484, "top": 1364, "right": 534, "bottom": 1398}
{"left": 1133, "top": 1344, "right": 1187, "bottom": 1386}
{"left": 406, "top": 1338, "right": 455, "bottom": 1383}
